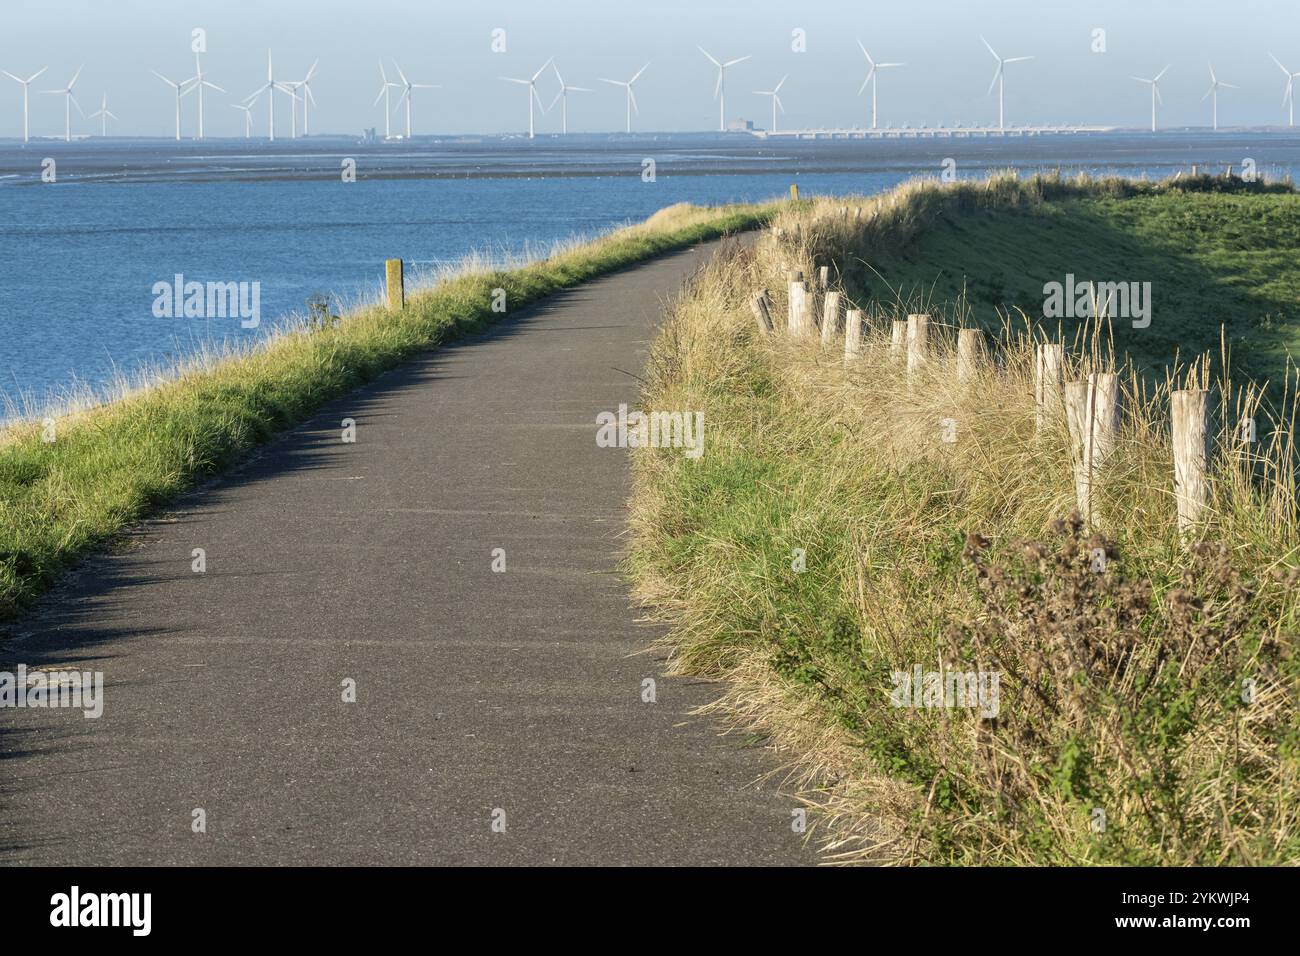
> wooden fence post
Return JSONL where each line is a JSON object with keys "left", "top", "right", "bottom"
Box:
{"left": 1171, "top": 389, "right": 1211, "bottom": 534}
{"left": 1064, "top": 372, "right": 1122, "bottom": 527}
{"left": 906, "top": 313, "right": 930, "bottom": 376}
{"left": 820, "top": 291, "right": 844, "bottom": 347}
{"left": 1035, "top": 344, "right": 1065, "bottom": 432}
{"left": 890, "top": 319, "right": 907, "bottom": 361}
{"left": 386, "top": 258, "right": 405, "bottom": 309}
{"left": 818, "top": 266, "right": 830, "bottom": 291}
{"left": 844, "top": 309, "right": 864, "bottom": 361}
{"left": 957, "top": 329, "right": 985, "bottom": 384}
{"left": 790, "top": 184, "right": 799, "bottom": 200}
{"left": 750, "top": 291, "right": 775, "bottom": 335}
{"left": 788, "top": 278, "right": 810, "bottom": 337}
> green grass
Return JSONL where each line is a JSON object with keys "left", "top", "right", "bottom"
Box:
{"left": 629, "top": 175, "right": 1300, "bottom": 865}
{"left": 848, "top": 190, "right": 1300, "bottom": 385}
{"left": 0, "top": 200, "right": 777, "bottom": 624}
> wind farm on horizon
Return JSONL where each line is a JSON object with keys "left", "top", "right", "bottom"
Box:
{"left": 4, "top": 32, "right": 1300, "bottom": 144}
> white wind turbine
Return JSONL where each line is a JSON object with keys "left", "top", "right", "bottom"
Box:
{"left": 698, "top": 47, "right": 750, "bottom": 132}
{"left": 599, "top": 62, "right": 649, "bottom": 133}
{"left": 184, "top": 52, "right": 225, "bottom": 140}
{"left": 857, "top": 41, "right": 904, "bottom": 130}
{"left": 42, "top": 65, "right": 84, "bottom": 142}
{"left": 3, "top": 67, "right": 47, "bottom": 143}
{"left": 501, "top": 58, "right": 553, "bottom": 138}
{"left": 88, "top": 92, "right": 117, "bottom": 136}
{"left": 391, "top": 61, "right": 438, "bottom": 139}
{"left": 243, "top": 51, "right": 280, "bottom": 141}
{"left": 1131, "top": 66, "right": 1170, "bottom": 132}
{"left": 548, "top": 63, "right": 590, "bottom": 135}
{"left": 152, "top": 69, "right": 193, "bottom": 140}
{"left": 752, "top": 74, "right": 786, "bottom": 133}
{"left": 286, "top": 60, "right": 319, "bottom": 137}
{"left": 1269, "top": 54, "right": 1299, "bottom": 127}
{"left": 980, "top": 37, "right": 1032, "bottom": 131}
{"left": 1202, "top": 65, "right": 1237, "bottom": 131}
{"left": 374, "top": 60, "right": 398, "bottom": 139}
{"left": 232, "top": 102, "right": 253, "bottom": 138}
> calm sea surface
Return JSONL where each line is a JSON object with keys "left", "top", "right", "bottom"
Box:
{"left": 2, "top": 131, "right": 1299, "bottom": 416}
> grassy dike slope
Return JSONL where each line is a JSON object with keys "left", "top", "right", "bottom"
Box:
{"left": 629, "top": 175, "right": 1300, "bottom": 865}
{"left": 845, "top": 178, "right": 1300, "bottom": 386}
{"left": 0, "top": 201, "right": 776, "bottom": 623}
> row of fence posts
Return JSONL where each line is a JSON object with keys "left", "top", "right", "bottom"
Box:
{"left": 751, "top": 270, "right": 1215, "bottom": 537}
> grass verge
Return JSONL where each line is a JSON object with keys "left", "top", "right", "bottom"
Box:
{"left": 0, "top": 200, "right": 776, "bottom": 624}
{"left": 629, "top": 174, "right": 1300, "bottom": 865}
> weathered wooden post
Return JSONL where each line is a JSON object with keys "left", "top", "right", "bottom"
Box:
{"left": 890, "top": 319, "right": 907, "bottom": 361}
{"left": 818, "top": 266, "right": 830, "bottom": 291}
{"left": 820, "top": 291, "right": 844, "bottom": 347}
{"left": 1064, "top": 372, "right": 1122, "bottom": 527}
{"left": 1035, "top": 343, "right": 1064, "bottom": 432}
{"left": 788, "top": 275, "right": 810, "bottom": 337}
{"left": 386, "top": 258, "right": 405, "bottom": 309}
{"left": 956, "top": 329, "right": 985, "bottom": 384}
{"left": 844, "top": 309, "right": 864, "bottom": 361}
{"left": 1171, "top": 389, "right": 1211, "bottom": 534}
{"left": 790, "top": 183, "right": 799, "bottom": 200}
{"left": 750, "top": 291, "right": 775, "bottom": 335}
{"left": 906, "top": 313, "right": 930, "bottom": 376}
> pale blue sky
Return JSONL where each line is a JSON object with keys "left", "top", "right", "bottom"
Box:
{"left": 3, "top": 0, "right": 1298, "bottom": 137}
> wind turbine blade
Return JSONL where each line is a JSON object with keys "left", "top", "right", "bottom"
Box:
{"left": 532, "top": 84, "right": 547, "bottom": 112}
{"left": 379, "top": 59, "right": 387, "bottom": 83}
{"left": 986, "top": 67, "right": 1001, "bottom": 96}
{"left": 303, "top": 85, "right": 315, "bottom": 105}
{"left": 552, "top": 62, "right": 564, "bottom": 87}
{"left": 630, "top": 62, "right": 650, "bottom": 84}
{"left": 774, "top": 74, "right": 787, "bottom": 93}
{"left": 1, "top": 71, "right": 20, "bottom": 83}
{"left": 858, "top": 74, "right": 872, "bottom": 95}
{"left": 1154, "top": 65, "right": 1171, "bottom": 82}
{"left": 305, "top": 60, "right": 319, "bottom": 81}
{"left": 105, "top": 110, "right": 118, "bottom": 120}
{"left": 393, "top": 62, "right": 408, "bottom": 86}
{"left": 29, "top": 67, "right": 48, "bottom": 83}
{"left": 532, "top": 57, "right": 554, "bottom": 81}
{"left": 1155, "top": 86, "right": 1163, "bottom": 105}
{"left": 569, "top": 86, "right": 592, "bottom": 92}
{"left": 775, "top": 94, "right": 784, "bottom": 113}
{"left": 1221, "top": 81, "right": 1239, "bottom": 89}
{"left": 857, "top": 39, "right": 871, "bottom": 61}
{"left": 374, "top": 84, "right": 387, "bottom": 105}
{"left": 878, "top": 63, "right": 905, "bottom": 69}
{"left": 548, "top": 90, "right": 563, "bottom": 111}
{"left": 152, "top": 70, "right": 177, "bottom": 88}
{"left": 697, "top": 46, "right": 720, "bottom": 67}
{"left": 68, "top": 64, "right": 83, "bottom": 88}
{"left": 599, "top": 78, "right": 623, "bottom": 86}
{"left": 1201, "top": 87, "right": 1213, "bottom": 102}
{"left": 1130, "top": 76, "right": 1150, "bottom": 84}
{"left": 724, "top": 55, "right": 750, "bottom": 67}
{"left": 980, "top": 36, "right": 1000, "bottom": 61}
{"left": 1004, "top": 56, "right": 1033, "bottom": 63}
{"left": 208, "top": 82, "right": 226, "bottom": 94}
{"left": 70, "top": 93, "right": 84, "bottom": 116}
{"left": 714, "top": 71, "right": 722, "bottom": 99}
{"left": 628, "top": 86, "right": 638, "bottom": 114}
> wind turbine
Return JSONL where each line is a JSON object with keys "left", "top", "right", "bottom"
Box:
{"left": 374, "top": 60, "right": 399, "bottom": 139}
{"left": 857, "top": 41, "right": 904, "bottom": 130}
{"left": 243, "top": 51, "right": 279, "bottom": 141}
{"left": 42, "top": 65, "right": 84, "bottom": 142}
{"left": 1131, "top": 66, "right": 1170, "bottom": 132}
{"left": 1269, "top": 54, "right": 1299, "bottom": 127}
{"left": 698, "top": 47, "right": 750, "bottom": 132}
{"left": 392, "top": 61, "right": 438, "bottom": 139}
{"left": 288, "top": 60, "right": 319, "bottom": 137}
{"left": 500, "top": 57, "right": 553, "bottom": 138}
{"left": 152, "top": 69, "right": 192, "bottom": 140}
{"left": 752, "top": 74, "right": 786, "bottom": 133}
{"left": 88, "top": 93, "right": 117, "bottom": 137}
{"left": 277, "top": 79, "right": 303, "bottom": 138}
{"left": 2, "top": 67, "right": 46, "bottom": 143}
{"left": 1202, "top": 65, "right": 1237, "bottom": 131}
{"left": 599, "top": 62, "right": 649, "bottom": 133}
{"left": 548, "top": 63, "right": 590, "bottom": 135}
{"left": 232, "top": 102, "right": 253, "bottom": 138}
{"left": 184, "top": 52, "right": 225, "bottom": 140}
{"left": 980, "top": 37, "right": 1032, "bottom": 131}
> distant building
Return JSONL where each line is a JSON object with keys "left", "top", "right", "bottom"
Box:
{"left": 726, "top": 118, "right": 754, "bottom": 132}
{"left": 361, "top": 127, "right": 378, "bottom": 144}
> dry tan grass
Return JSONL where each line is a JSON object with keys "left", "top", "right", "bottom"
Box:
{"left": 629, "top": 173, "right": 1300, "bottom": 865}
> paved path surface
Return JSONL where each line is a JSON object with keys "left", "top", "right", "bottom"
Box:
{"left": 0, "top": 241, "right": 815, "bottom": 866}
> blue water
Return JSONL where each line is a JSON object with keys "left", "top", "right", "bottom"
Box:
{"left": 3, "top": 132, "right": 1299, "bottom": 416}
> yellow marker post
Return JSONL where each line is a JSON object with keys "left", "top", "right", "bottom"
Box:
{"left": 790, "top": 184, "right": 799, "bottom": 201}
{"left": 386, "top": 258, "right": 405, "bottom": 309}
